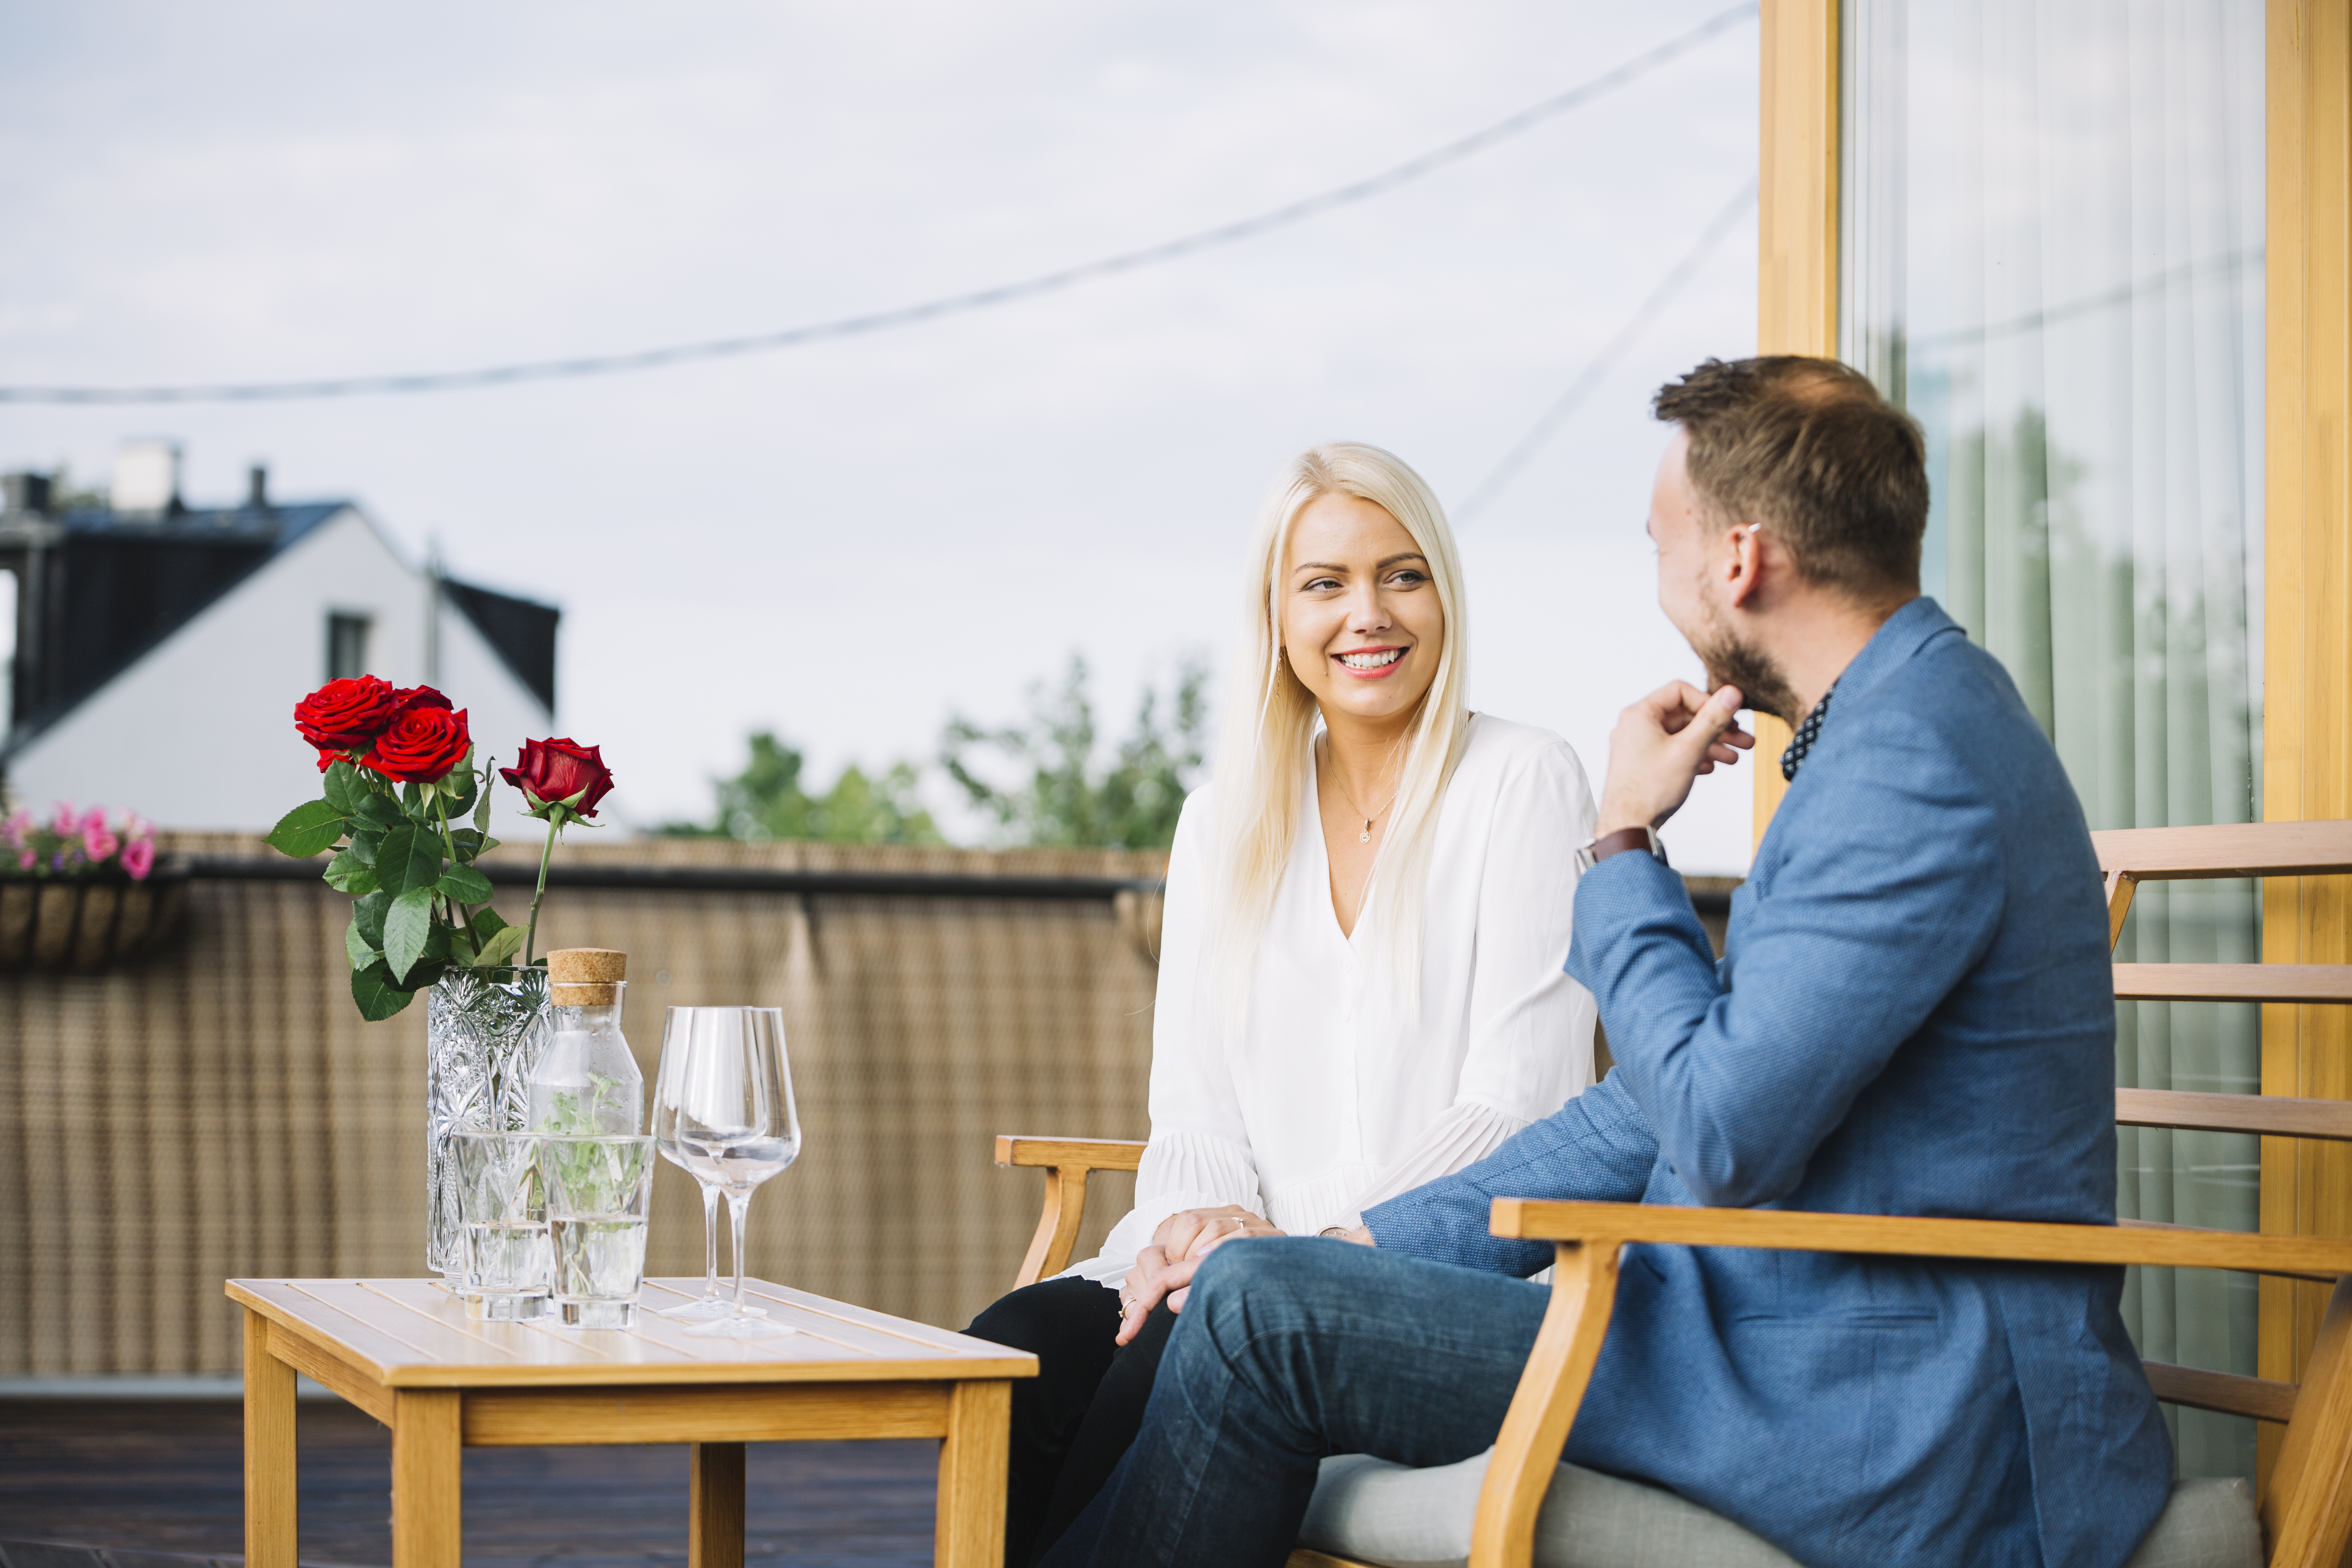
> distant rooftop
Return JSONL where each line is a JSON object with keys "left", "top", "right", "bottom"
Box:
{"left": 0, "top": 466, "right": 557, "bottom": 750}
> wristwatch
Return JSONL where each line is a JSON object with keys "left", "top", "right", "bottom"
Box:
{"left": 1575, "top": 825, "right": 1668, "bottom": 874}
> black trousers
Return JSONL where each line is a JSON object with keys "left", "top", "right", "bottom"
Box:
{"left": 964, "top": 1274, "right": 1179, "bottom": 1567}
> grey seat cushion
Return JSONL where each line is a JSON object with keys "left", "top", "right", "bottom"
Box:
{"left": 1298, "top": 1450, "right": 2259, "bottom": 1568}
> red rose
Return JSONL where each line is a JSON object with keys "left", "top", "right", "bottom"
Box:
{"left": 364, "top": 705, "right": 472, "bottom": 783}
{"left": 390, "top": 684, "right": 453, "bottom": 718}
{"left": 501, "top": 737, "right": 615, "bottom": 821}
{"left": 294, "top": 676, "right": 398, "bottom": 762}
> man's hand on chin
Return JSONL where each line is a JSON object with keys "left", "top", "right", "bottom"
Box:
{"left": 1597, "top": 682, "right": 1752, "bottom": 837}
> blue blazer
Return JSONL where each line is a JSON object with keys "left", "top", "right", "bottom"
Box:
{"left": 1366, "top": 598, "right": 2172, "bottom": 1568}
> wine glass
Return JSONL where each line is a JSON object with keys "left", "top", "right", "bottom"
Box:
{"left": 678, "top": 1005, "right": 801, "bottom": 1339}
{"left": 651, "top": 1007, "right": 745, "bottom": 1322}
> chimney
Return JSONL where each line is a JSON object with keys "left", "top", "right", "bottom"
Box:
{"left": 2, "top": 472, "right": 52, "bottom": 516}
{"left": 247, "top": 463, "right": 270, "bottom": 511}
{"left": 111, "top": 439, "right": 182, "bottom": 518}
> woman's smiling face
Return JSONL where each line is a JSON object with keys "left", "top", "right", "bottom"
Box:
{"left": 1278, "top": 490, "right": 1445, "bottom": 733}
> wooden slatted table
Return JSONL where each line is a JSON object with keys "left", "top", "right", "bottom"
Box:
{"left": 227, "top": 1276, "right": 1036, "bottom": 1568}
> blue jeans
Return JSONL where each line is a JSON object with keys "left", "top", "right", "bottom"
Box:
{"left": 1037, "top": 1236, "right": 1551, "bottom": 1568}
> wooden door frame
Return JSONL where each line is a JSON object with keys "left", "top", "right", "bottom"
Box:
{"left": 2261, "top": 0, "right": 2352, "bottom": 1485}
{"left": 1752, "top": 0, "right": 1839, "bottom": 842}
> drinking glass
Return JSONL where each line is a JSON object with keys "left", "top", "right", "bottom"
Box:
{"left": 651, "top": 1007, "right": 745, "bottom": 1322}
{"left": 677, "top": 1006, "right": 801, "bottom": 1339}
{"left": 451, "top": 1130, "right": 548, "bottom": 1321}
{"left": 539, "top": 1134, "right": 657, "bottom": 1330}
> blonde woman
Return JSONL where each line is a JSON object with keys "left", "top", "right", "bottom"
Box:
{"left": 966, "top": 442, "right": 1598, "bottom": 1565}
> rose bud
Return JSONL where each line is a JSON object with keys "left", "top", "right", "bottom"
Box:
{"left": 500, "top": 738, "right": 616, "bottom": 823}
{"left": 363, "top": 705, "right": 473, "bottom": 784}
{"left": 294, "top": 676, "right": 399, "bottom": 759}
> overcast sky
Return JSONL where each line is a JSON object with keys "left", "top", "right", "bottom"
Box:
{"left": 0, "top": 0, "right": 1762, "bottom": 871}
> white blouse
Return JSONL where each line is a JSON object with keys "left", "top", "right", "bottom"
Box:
{"left": 1068, "top": 713, "right": 1600, "bottom": 1287}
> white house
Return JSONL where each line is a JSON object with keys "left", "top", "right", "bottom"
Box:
{"left": 0, "top": 447, "right": 559, "bottom": 839}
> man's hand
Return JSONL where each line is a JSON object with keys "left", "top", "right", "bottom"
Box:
{"left": 1597, "top": 682, "right": 1753, "bottom": 837}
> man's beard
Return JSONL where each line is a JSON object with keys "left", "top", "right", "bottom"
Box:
{"left": 1691, "top": 608, "right": 1800, "bottom": 725}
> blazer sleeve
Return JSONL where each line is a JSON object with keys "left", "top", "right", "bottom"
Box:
{"left": 1568, "top": 704, "right": 2006, "bottom": 1209}
{"left": 1360, "top": 1072, "right": 1660, "bottom": 1276}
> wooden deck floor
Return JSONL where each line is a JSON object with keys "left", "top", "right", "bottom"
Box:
{"left": 0, "top": 1400, "right": 938, "bottom": 1568}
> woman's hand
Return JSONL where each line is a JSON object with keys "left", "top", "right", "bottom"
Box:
{"left": 1116, "top": 1208, "right": 1287, "bottom": 1344}
{"left": 1154, "top": 1204, "right": 1283, "bottom": 1262}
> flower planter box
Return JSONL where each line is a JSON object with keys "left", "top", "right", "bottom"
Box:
{"left": 0, "top": 874, "right": 185, "bottom": 972}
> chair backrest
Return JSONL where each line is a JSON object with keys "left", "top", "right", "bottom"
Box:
{"left": 2091, "top": 820, "right": 2352, "bottom": 1542}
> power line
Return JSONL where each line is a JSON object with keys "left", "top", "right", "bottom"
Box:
{"left": 0, "top": 3, "right": 1757, "bottom": 405}
{"left": 1454, "top": 176, "right": 1757, "bottom": 523}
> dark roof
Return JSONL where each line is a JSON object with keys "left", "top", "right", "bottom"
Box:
{"left": 0, "top": 499, "right": 558, "bottom": 756}
{"left": 443, "top": 577, "right": 559, "bottom": 713}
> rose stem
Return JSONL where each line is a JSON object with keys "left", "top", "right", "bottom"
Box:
{"left": 433, "top": 786, "right": 463, "bottom": 927}
{"left": 523, "top": 813, "right": 559, "bottom": 967}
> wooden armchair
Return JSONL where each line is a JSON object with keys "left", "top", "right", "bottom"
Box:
{"left": 994, "top": 1135, "right": 1148, "bottom": 1288}
{"left": 998, "top": 821, "right": 2352, "bottom": 1567}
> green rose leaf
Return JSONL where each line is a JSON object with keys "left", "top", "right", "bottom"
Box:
{"left": 448, "top": 922, "right": 478, "bottom": 965}
{"left": 353, "top": 888, "right": 391, "bottom": 951}
{"left": 469, "top": 907, "right": 510, "bottom": 939}
{"left": 354, "top": 793, "right": 405, "bottom": 831}
{"left": 347, "top": 829, "right": 382, "bottom": 868}
{"left": 448, "top": 827, "right": 484, "bottom": 860}
{"left": 437, "top": 863, "right": 494, "bottom": 904}
{"left": 441, "top": 748, "right": 479, "bottom": 816}
{"left": 321, "top": 760, "right": 362, "bottom": 816}
{"left": 265, "top": 799, "right": 348, "bottom": 859}
{"left": 374, "top": 823, "right": 442, "bottom": 898}
{"left": 402, "top": 782, "right": 425, "bottom": 819}
{"left": 469, "top": 923, "right": 527, "bottom": 969}
{"left": 350, "top": 960, "right": 414, "bottom": 1022}
{"left": 383, "top": 886, "right": 437, "bottom": 980}
{"left": 323, "top": 849, "right": 379, "bottom": 895}
{"left": 344, "top": 910, "right": 381, "bottom": 972}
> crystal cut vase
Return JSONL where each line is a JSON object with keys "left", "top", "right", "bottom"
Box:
{"left": 425, "top": 967, "right": 551, "bottom": 1276}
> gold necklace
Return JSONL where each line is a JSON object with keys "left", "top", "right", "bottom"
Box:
{"left": 1327, "top": 751, "right": 1401, "bottom": 845}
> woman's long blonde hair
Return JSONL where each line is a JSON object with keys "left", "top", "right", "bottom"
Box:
{"left": 1204, "top": 442, "right": 1473, "bottom": 1023}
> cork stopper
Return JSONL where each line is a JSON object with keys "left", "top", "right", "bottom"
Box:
{"left": 548, "top": 948, "right": 626, "bottom": 1007}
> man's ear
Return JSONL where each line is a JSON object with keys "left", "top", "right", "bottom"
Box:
{"left": 1723, "top": 521, "right": 1767, "bottom": 610}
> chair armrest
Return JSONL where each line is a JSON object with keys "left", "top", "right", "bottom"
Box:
{"left": 996, "top": 1135, "right": 1149, "bottom": 1289}
{"left": 1487, "top": 1198, "right": 2352, "bottom": 1277}
{"left": 1462, "top": 1199, "right": 2352, "bottom": 1568}
{"left": 995, "top": 1136, "right": 1147, "bottom": 1172}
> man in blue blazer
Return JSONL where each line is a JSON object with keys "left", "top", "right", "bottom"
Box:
{"left": 1041, "top": 357, "right": 2172, "bottom": 1568}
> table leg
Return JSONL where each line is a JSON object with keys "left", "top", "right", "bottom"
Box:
{"left": 689, "top": 1442, "right": 746, "bottom": 1568}
{"left": 935, "top": 1380, "right": 1011, "bottom": 1568}
{"left": 243, "top": 1308, "right": 298, "bottom": 1568}
{"left": 391, "top": 1390, "right": 462, "bottom": 1568}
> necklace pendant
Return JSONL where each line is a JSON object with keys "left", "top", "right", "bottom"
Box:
{"left": 1359, "top": 822, "right": 1373, "bottom": 844}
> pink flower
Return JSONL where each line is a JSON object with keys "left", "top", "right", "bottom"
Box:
{"left": 50, "top": 802, "right": 77, "bottom": 835}
{"left": 16, "top": 849, "right": 33, "bottom": 871}
{"left": 83, "top": 823, "right": 121, "bottom": 864}
{"left": 121, "top": 838, "right": 155, "bottom": 880}
{"left": 80, "top": 804, "right": 112, "bottom": 835}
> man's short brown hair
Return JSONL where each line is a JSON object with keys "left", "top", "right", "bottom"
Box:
{"left": 1653, "top": 356, "right": 1928, "bottom": 599}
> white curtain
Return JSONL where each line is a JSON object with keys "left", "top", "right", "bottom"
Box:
{"left": 1841, "top": 0, "right": 2265, "bottom": 1479}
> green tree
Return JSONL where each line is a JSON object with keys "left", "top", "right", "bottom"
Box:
{"left": 660, "top": 732, "right": 942, "bottom": 845}
{"left": 940, "top": 653, "right": 1209, "bottom": 850}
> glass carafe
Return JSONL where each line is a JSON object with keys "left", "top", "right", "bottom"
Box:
{"left": 528, "top": 949, "right": 642, "bottom": 1134}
